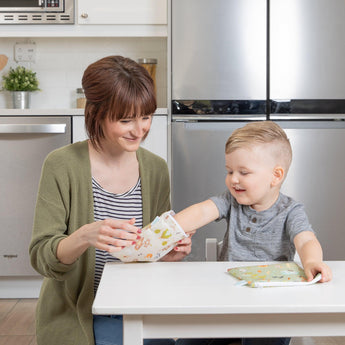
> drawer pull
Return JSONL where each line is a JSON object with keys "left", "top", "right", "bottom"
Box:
{"left": 0, "top": 124, "right": 66, "bottom": 134}
{"left": 3, "top": 254, "right": 18, "bottom": 259}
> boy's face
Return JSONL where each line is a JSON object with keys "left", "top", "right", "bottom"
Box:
{"left": 225, "top": 144, "right": 280, "bottom": 212}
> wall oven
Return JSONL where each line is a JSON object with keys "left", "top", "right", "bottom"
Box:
{"left": 0, "top": 0, "right": 74, "bottom": 24}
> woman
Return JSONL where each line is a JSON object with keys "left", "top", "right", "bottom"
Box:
{"left": 29, "top": 56, "right": 192, "bottom": 345}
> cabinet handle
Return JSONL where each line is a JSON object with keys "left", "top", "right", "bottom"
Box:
{"left": 3, "top": 254, "right": 18, "bottom": 259}
{"left": 0, "top": 124, "right": 66, "bottom": 134}
{"left": 80, "top": 13, "right": 89, "bottom": 19}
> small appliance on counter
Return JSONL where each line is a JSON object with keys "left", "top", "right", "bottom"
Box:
{"left": 0, "top": 0, "right": 74, "bottom": 24}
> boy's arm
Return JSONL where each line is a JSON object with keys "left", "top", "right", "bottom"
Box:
{"left": 294, "top": 231, "right": 332, "bottom": 282}
{"left": 174, "top": 199, "right": 220, "bottom": 234}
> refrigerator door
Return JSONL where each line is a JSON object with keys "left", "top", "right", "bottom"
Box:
{"left": 275, "top": 119, "right": 345, "bottom": 260}
{"left": 172, "top": 0, "right": 266, "bottom": 100}
{"left": 172, "top": 121, "right": 252, "bottom": 261}
{"left": 270, "top": 0, "right": 345, "bottom": 99}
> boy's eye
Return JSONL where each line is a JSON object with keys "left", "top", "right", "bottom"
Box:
{"left": 240, "top": 171, "right": 249, "bottom": 175}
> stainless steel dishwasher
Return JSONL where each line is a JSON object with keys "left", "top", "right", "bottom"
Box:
{"left": 0, "top": 116, "right": 71, "bottom": 276}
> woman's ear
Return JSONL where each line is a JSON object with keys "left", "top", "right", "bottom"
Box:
{"left": 271, "top": 166, "right": 284, "bottom": 186}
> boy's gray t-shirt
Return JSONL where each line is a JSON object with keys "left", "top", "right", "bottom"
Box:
{"left": 210, "top": 191, "right": 314, "bottom": 261}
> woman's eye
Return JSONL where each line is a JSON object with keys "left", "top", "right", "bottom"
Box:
{"left": 120, "top": 120, "right": 131, "bottom": 124}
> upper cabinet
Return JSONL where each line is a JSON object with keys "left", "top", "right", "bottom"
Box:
{"left": 78, "top": 0, "right": 167, "bottom": 25}
{"left": 0, "top": 0, "right": 167, "bottom": 37}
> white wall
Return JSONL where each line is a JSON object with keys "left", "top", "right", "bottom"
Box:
{"left": 0, "top": 37, "right": 167, "bottom": 109}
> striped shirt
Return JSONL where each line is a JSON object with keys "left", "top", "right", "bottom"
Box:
{"left": 92, "top": 177, "right": 143, "bottom": 294}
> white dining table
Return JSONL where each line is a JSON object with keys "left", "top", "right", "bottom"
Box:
{"left": 92, "top": 261, "right": 345, "bottom": 345}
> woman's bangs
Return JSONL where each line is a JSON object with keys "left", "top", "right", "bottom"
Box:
{"left": 111, "top": 85, "right": 156, "bottom": 120}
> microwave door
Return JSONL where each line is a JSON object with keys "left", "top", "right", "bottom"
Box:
{"left": 0, "top": 0, "right": 63, "bottom": 12}
{"left": 0, "top": 0, "right": 74, "bottom": 23}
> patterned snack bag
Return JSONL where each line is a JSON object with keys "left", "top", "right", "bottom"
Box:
{"left": 111, "top": 211, "right": 187, "bottom": 262}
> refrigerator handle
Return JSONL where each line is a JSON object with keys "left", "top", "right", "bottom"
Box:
{"left": 172, "top": 115, "right": 267, "bottom": 122}
{"left": 0, "top": 124, "right": 66, "bottom": 134}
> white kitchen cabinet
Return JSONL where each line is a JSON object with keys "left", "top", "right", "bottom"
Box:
{"left": 72, "top": 115, "right": 87, "bottom": 143}
{"left": 141, "top": 115, "right": 168, "bottom": 161}
{"left": 0, "top": 0, "right": 167, "bottom": 37}
{"left": 72, "top": 114, "right": 168, "bottom": 161}
{"left": 77, "top": 0, "right": 167, "bottom": 25}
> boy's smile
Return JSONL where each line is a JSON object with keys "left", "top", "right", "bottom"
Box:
{"left": 225, "top": 144, "right": 281, "bottom": 212}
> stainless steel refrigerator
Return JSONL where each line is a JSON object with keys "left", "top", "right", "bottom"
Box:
{"left": 171, "top": 0, "right": 345, "bottom": 261}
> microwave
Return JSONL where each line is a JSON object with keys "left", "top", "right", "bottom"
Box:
{"left": 0, "top": 0, "right": 74, "bottom": 24}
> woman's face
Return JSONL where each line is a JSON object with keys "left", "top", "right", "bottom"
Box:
{"left": 102, "top": 115, "right": 152, "bottom": 152}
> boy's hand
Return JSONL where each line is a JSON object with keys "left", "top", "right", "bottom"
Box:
{"left": 303, "top": 261, "right": 332, "bottom": 283}
{"left": 160, "top": 231, "right": 195, "bottom": 262}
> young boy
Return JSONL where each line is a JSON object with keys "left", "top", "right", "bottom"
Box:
{"left": 174, "top": 121, "right": 332, "bottom": 283}
{"left": 174, "top": 121, "right": 332, "bottom": 345}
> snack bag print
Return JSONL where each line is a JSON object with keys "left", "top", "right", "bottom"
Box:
{"left": 111, "top": 211, "right": 187, "bottom": 262}
{"left": 227, "top": 262, "right": 322, "bottom": 288}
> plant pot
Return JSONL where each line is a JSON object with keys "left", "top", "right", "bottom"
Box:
{"left": 12, "top": 91, "right": 31, "bottom": 109}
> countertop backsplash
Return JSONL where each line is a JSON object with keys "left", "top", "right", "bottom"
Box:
{"left": 0, "top": 37, "right": 167, "bottom": 109}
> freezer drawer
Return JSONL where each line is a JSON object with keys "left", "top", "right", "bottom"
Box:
{"left": 277, "top": 120, "right": 345, "bottom": 260}
{"left": 172, "top": 119, "right": 345, "bottom": 261}
{"left": 0, "top": 116, "right": 71, "bottom": 276}
{"left": 172, "top": 121, "right": 251, "bottom": 261}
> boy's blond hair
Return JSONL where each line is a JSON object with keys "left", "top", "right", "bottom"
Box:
{"left": 225, "top": 121, "right": 292, "bottom": 172}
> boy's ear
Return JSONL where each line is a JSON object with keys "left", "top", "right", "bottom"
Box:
{"left": 271, "top": 165, "right": 284, "bottom": 186}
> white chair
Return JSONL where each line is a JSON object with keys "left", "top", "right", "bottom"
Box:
{"left": 205, "top": 238, "right": 222, "bottom": 261}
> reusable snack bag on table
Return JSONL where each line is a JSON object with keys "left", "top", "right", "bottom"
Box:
{"left": 227, "top": 262, "right": 322, "bottom": 288}
{"left": 111, "top": 211, "right": 187, "bottom": 262}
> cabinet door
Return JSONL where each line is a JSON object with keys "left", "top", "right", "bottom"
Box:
{"left": 72, "top": 116, "right": 87, "bottom": 143}
{"left": 141, "top": 115, "right": 167, "bottom": 161}
{"left": 78, "top": 0, "right": 167, "bottom": 25}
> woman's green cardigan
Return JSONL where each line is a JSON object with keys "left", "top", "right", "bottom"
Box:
{"left": 29, "top": 140, "right": 171, "bottom": 345}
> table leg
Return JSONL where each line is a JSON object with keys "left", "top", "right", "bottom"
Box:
{"left": 123, "top": 315, "right": 143, "bottom": 345}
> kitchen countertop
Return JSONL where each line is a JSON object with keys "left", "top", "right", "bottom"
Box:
{"left": 0, "top": 108, "right": 168, "bottom": 116}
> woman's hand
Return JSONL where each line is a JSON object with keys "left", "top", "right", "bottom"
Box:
{"left": 57, "top": 218, "right": 141, "bottom": 264}
{"left": 160, "top": 231, "right": 195, "bottom": 262}
{"left": 81, "top": 218, "right": 141, "bottom": 253}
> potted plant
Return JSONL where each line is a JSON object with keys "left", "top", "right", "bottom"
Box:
{"left": 2, "top": 66, "right": 40, "bottom": 109}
